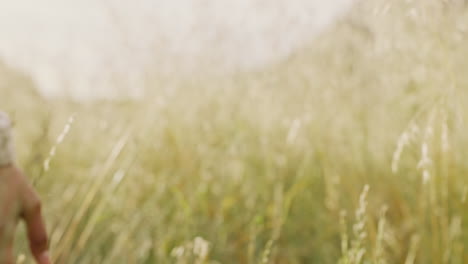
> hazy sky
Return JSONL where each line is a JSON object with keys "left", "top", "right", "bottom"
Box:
{"left": 0, "top": 0, "right": 354, "bottom": 99}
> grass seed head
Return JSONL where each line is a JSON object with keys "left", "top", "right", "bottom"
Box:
{"left": 0, "top": 111, "right": 15, "bottom": 166}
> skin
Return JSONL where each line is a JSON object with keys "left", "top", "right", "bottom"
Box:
{"left": 0, "top": 112, "right": 51, "bottom": 264}
{"left": 0, "top": 165, "right": 51, "bottom": 264}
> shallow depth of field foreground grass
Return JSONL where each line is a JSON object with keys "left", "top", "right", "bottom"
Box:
{"left": 1, "top": 0, "right": 468, "bottom": 263}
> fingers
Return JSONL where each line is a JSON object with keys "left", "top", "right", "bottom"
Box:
{"left": 23, "top": 200, "right": 50, "bottom": 264}
{"left": 18, "top": 171, "right": 51, "bottom": 264}
{"left": 37, "top": 251, "right": 52, "bottom": 264}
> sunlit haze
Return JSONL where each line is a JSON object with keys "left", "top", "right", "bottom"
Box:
{"left": 0, "top": 0, "right": 354, "bottom": 99}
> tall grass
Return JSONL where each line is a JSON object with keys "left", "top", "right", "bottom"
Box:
{"left": 1, "top": 0, "right": 467, "bottom": 263}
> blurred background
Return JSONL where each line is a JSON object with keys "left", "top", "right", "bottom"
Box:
{"left": 1, "top": 0, "right": 467, "bottom": 263}
{"left": 0, "top": 0, "right": 352, "bottom": 99}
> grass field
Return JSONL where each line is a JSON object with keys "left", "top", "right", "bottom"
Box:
{"left": 1, "top": 0, "right": 468, "bottom": 263}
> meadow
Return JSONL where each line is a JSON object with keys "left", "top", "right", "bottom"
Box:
{"left": 0, "top": 0, "right": 467, "bottom": 263}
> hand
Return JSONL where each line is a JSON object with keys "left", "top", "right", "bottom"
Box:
{"left": 0, "top": 112, "right": 51, "bottom": 264}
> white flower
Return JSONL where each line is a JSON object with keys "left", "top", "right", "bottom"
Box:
{"left": 193, "top": 236, "right": 210, "bottom": 259}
